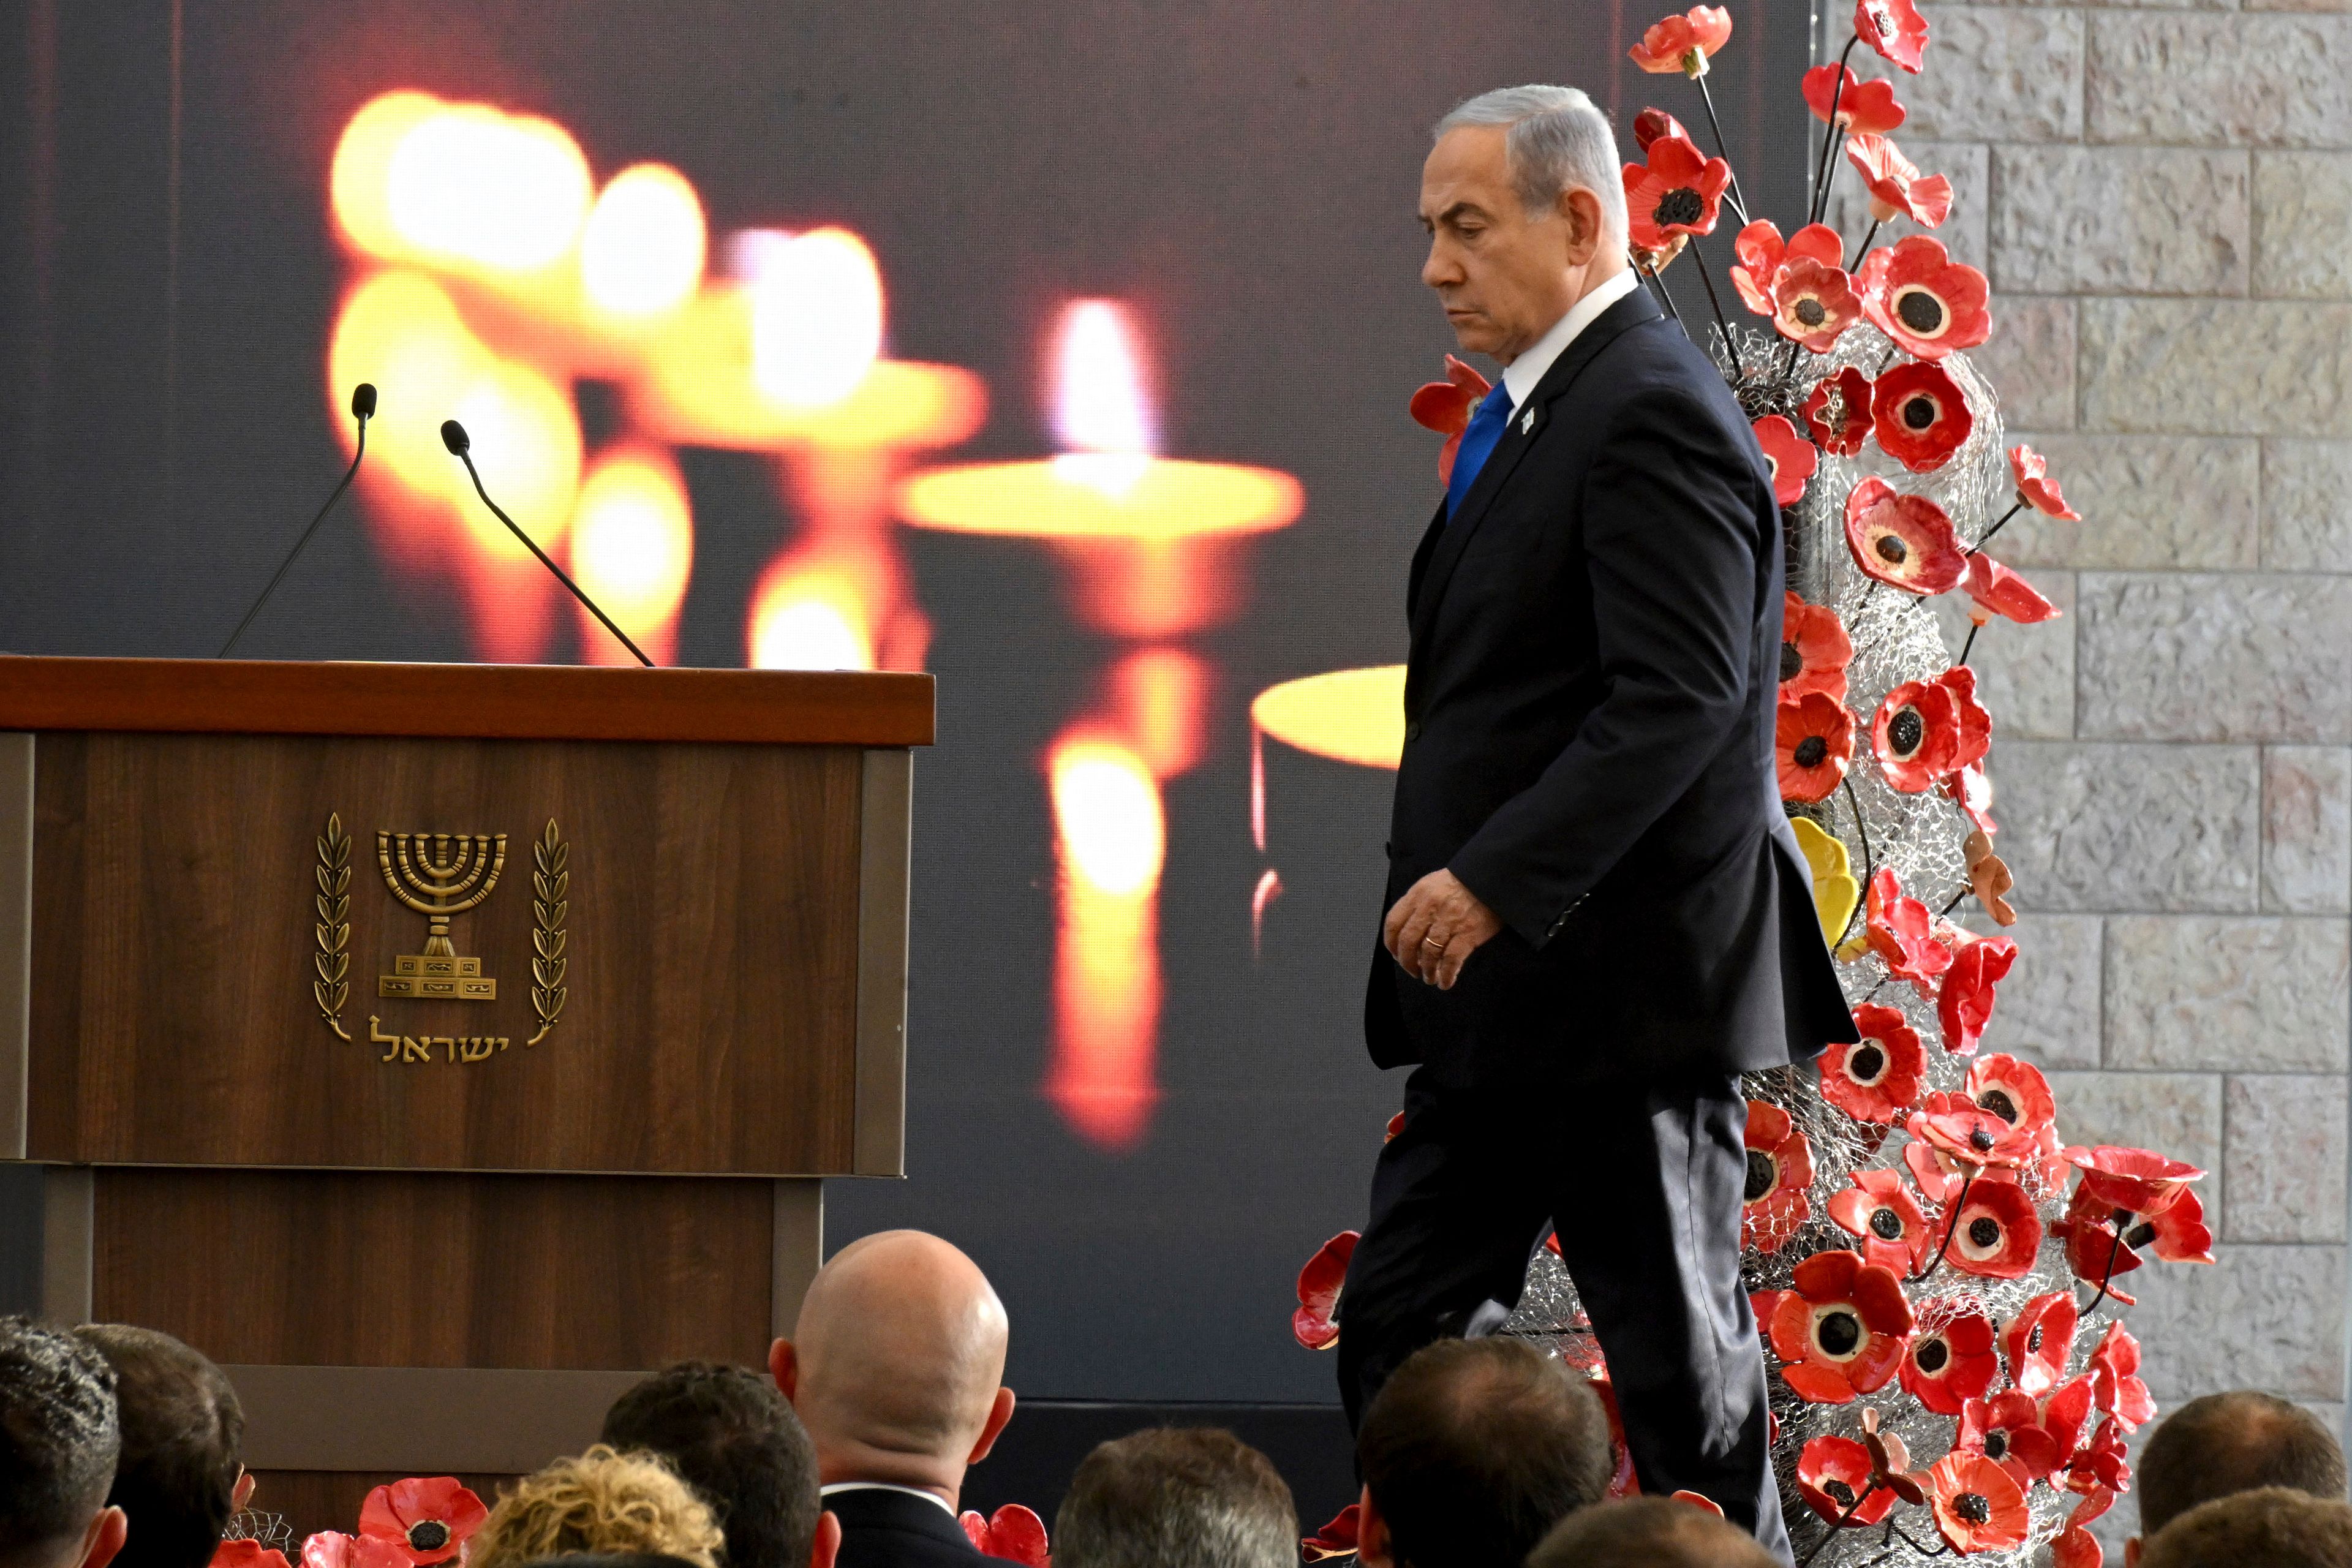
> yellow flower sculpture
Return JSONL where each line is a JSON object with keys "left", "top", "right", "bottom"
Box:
{"left": 1792, "top": 816, "right": 1860, "bottom": 954}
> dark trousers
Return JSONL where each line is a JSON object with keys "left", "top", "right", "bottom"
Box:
{"left": 1337, "top": 1067, "right": 1790, "bottom": 1562}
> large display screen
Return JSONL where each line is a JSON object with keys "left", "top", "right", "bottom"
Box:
{"left": 0, "top": 0, "right": 1808, "bottom": 1401}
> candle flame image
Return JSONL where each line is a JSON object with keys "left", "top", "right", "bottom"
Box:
{"left": 1248, "top": 665, "right": 1405, "bottom": 951}
{"left": 1047, "top": 734, "right": 1166, "bottom": 1151}
{"left": 579, "top": 164, "right": 708, "bottom": 320}
{"left": 1051, "top": 299, "right": 1156, "bottom": 497}
{"left": 741, "top": 227, "right": 886, "bottom": 409}
{"left": 747, "top": 564, "right": 876, "bottom": 671}
{"left": 570, "top": 446, "right": 696, "bottom": 666}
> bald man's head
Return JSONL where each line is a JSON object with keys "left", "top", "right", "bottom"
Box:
{"left": 770, "top": 1231, "right": 1015, "bottom": 1502}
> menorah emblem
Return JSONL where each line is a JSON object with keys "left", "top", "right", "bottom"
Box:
{"left": 377, "top": 830, "right": 507, "bottom": 1000}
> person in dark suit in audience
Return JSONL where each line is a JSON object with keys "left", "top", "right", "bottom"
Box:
{"left": 2125, "top": 1392, "right": 2349, "bottom": 1567}
{"left": 1528, "top": 1498, "right": 1781, "bottom": 1568}
{"left": 2139, "top": 1488, "right": 2352, "bottom": 1568}
{"left": 72, "top": 1326, "right": 246, "bottom": 1568}
{"left": 769, "top": 1232, "right": 1017, "bottom": 1568}
{"left": 602, "top": 1360, "right": 841, "bottom": 1568}
{"left": 1053, "top": 1428, "right": 1297, "bottom": 1568}
{"left": 1, "top": 1317, "right": 129, "bottom": 1568}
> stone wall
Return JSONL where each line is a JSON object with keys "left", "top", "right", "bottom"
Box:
{"left": 1829, "top": 0, "right": 2352, "bottom": 1544}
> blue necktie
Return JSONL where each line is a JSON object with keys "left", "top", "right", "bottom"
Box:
{"left": 1446, "top": 381, "right": 1515, "bottom": 519}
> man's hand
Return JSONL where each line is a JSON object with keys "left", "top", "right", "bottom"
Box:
{"left": 1382, "top": 869, "right": 1504, "bottom": 990}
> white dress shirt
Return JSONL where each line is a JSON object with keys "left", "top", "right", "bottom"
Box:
{"left": 818, "top": 1481, "right": 959, "bottom": 1517}
{"left": 1498, "top": 266, "right": 1645, "bottom": 414}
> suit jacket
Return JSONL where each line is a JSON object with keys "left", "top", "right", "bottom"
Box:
{"left": 827, "top": 1487, "right": 983, "bottom": 1568}
{"left": 1366, "top": 285, "right": 1857, "bottom": 1087}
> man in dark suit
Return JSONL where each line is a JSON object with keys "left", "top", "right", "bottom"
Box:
{"left": 1338, "top": 86, "right": 1856, "bottom": 1559}
{"left": 770, "top": 1231, "right": 1016, "bottom": 1568}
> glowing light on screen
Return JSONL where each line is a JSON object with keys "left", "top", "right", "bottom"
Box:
{"left": 747, "top": 567, "right": 876, "bottom": 671}
{"left": 1107, "top": 647, "right": 1208, "bottom": 779}
{"left": 385, "top": 104, "right": 593, "bottom": 274}
{"left": 570, "top": 447, "right": 695, "bottom": 665}
{"left": 1049, "top": 736, "right": 1166, "bottom": 1150}
{"left": 579, "top": 164, "right": 707, "bottom": 318}
{"left": 738, "top": 227, "right": 885, "bottom": 407}
{"left": 1050, "top": 300, "right": 1155, "bottom": 496}
{"left": 446, "top": 363, "right": 584, "bottom": 559}
{"left": 326, "top": 269, "right": 488, "bottom": 503}
{"left": 1250, "top": 666, "right": 1409, "bottom": 771}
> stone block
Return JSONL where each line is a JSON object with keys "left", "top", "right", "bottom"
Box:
{"left": 2088, "top": 13, "right": 2352, "bottom": 146}
{"left": 1969, "top": 296, "right": 2076, "bottom": 433}
{"left": 2122, "top": 1243, "right": 2346, "bottom": 1403}
{"left": 1936, "top": 572, "right": 2075, "bottom": 738}
{"left": 2225, "top": 1073, "right": 2348, "bottom": 1242}
{"left": 1996, "top": 435, "right": 2258, "bottom": 571}
{"left": 1826, "top": 141, "right": 1988, "bottom": 272}
{"left": 2253, "top": 153, "right": 2352, "bottom": 298}
{"left": 2075, "top": 573, "right": 2352, "bottom": 743}
{"left": 2080, "top": 300, "right": 2352, "bottom": 437}
{"left": 1996, "top": 743, "right": 2261, "bottom": 912}
{"left": 2047, "top": 1071, "right": 2223, "bottom": 1214}
{"left": 1970, "top": 913, "right": 2105, "bottom": 1068}
{"left": 1887, "top": 9, "right": 2086, "bottom": 141}
{"left": 2106, "top": 915, "right": 2350, "bottom": 1069}
{"left": 2265, "top": 747, "right": 2352, "bottom": 913}
{"left": 2262, "top": 440, "right": 2352, "bottom": 571}
{"left": 1992, "top": 147, "right": 2249, "bottom": 295}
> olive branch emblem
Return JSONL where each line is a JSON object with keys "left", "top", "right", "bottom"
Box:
{"left": 315, "top": 813, "right": 352, "bottom": 1039}
{"left": 528, "top": 819, "right": 569, "bottom": 1045}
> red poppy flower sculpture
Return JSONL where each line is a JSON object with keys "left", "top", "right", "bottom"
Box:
{"left": 1844, "top": 477, "right": 1967, "bottom": 594}
{"left": 1820, "top": 1005, "right": 1926, "bottom": 1125}
{"left": 300, "top": 1537, "right": 407, "bottom": 1568}
{"left": 1803, "top": 64, "right": 1907, "bottom": 135}
{"left": 1625, "top": 134, "right": 1732, "bottom": 252}
{"left": 1899, "top": 1309, "right": 2000, "bottom": 1414}
{"left": 1777, "top": 692, "right": 1854, "bottom": 804}
{"left": 1775, "top": 258, "right": 1864, "bottom": 355}
{"left": 1860, "top": 236, "right": 1991, "bottom": 359}
{"left": 1945, "top": 1173, "right": 2042, "bottom": 1279}
{"left": 2057, "top": 1179, "right": 2215, "bottom": 1304}
{"left": 960, "top": 1506, "right": 1050, "bottom": 1567}
{"left": 1753, "top": 415, "right": 1820, "bottom": 507}
{"left": 1743, "top": 1099, "right": 1815, "bottom": 1252}
{"left": 1964, "top": 1053, "right": 2056, "bottom": 1145}
{"left": 1292, "top": 1231, "right": 1357, "bottom": 1349}
{"left": 1938, "top": 932, "right": 2018, "bottom": 1056}
{"left": 1959, "top": 1379, "right": 2092, "bottom": 1487}
{"left": 2003, "top": 1291, "right": 2081, "bottom": 1396}
{"left": 1925, "top": 1452, "right": 2029, "bottom": 1554}
{"left": 1796, "top": 1435, "right": 1900, "bottom": 1526}
{"left": 1870, "top": 361, "right": 1973, "bottom": 473}
{"left": 1408, "top": 355, "right": 1493, "bottom": 486}
{"left": 1872, "top": 677, "right": 1961, "bottom": 792}
{"left": 1964, "top": 554, "right": 2060, "bottom": 627}
{"left": 213, "top": 1546, "right": 292, "bottom": 1568}
{"left": 1846, "top": 135, "right": 1953, "bottom": 229}
{"left": 1865, "top": 868, "right": 1952, "bottom": 988}
{"left": 2067, "top": 1144, "right": 2206, "bottom": 1217}
{"left": 1855, "top": 0, "right": 1931, "bottom": 73}
{"left": 2089, "top": 1319, "right": 2157, "bottom": 1431}
{"left": 358, "top": 1479, "right": 488, "bottom": 1567}
{"left": 1301, "top": 1506, "right": 1360, "bottom": 1562}
{"left": 1629, "top": 5, "right": 1735, "bottom": 75}
{"left": 1908, "top": 1090, "right": 2039, "bottom": 1174}
{"left": 2011, "top": 443, "right": 2084, "bottom": 521}
{"left": 1633, "top": 107, "right": 1692, "bottom": 152}
{"left": 2071, "top": 1417, "right": 2133, "bottom": 1496}
{"left": 1768, "top": 1249, "right": 1914, "bottom": 1403}
{"left": 1803, "top": 366, "right": 1874, "bottom": 456}
{"left": 1781, "top": 591, "right": 1852, "bottom": 703}
{"left": 2053, "top": 1487, "right": 2116, "bottom": 1568}
{"left": 1829, "top": 1166, "right": 1933, "bottom": 1273}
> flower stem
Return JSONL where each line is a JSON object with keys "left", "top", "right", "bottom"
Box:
{"left": 1807, "top": 35, "right": 1864, "bottom": 228}
{"left": 1912, "top": 1167, "right": 1978, "bottom": 1284}
{"left": 2079, "top": 1219, "right": 2131, "bottom": 1316}
{"left": 1796, "top": 1483, "right": 1887, "bottom": 1568}
{"left": 1835, "top": 775, "right": 1875, "bottom": 949}
{"left": 1692, "top": 247, "right": 1749, "bottom": 381}
{"left": 1693, "top": 72, "right": 1751, "bottom": 227}
{"left": 1966, "top": 500, "right": 2026, "bottom": 557}
{"left": 1849, "top": 218, "right": 1882, "bottom": 273}
{"left": 1643, "top": 259, "right": 1689, "bottom": 334}
{"left": 1958, "top": 622, "right": 1980, "bottom": 667}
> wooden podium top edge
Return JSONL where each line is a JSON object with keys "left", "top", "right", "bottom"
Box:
{"left": 0, "top": 656, "right": 935, "bottom": 747}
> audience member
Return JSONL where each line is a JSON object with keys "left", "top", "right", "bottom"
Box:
{"left": 1352, "top": 1338, "right": 1611, "bottom": 1568}
{"left": 1526, "top": 1497, "right": 1780, "bottom": 1568}
{"left": 2128, "top": 1392, "right": 2350, "bottom": 1566}
{"left": 770, "top": 1231, "right": 1016, "bottom": 1568}
{"left": 467, "top": 1446, "right": 725, "bottom": 1568}
{"left": 1052, "top": 1427, "right": 1297, "bottom": 1568}
{"left": 511, "top": 1556, "right": 707, "bottom": 1568}
{"left": 72, "top": 1325, "right": 244, "bottom": 1568}
{"left": 601, "top": 1360, "right": 840, "bottom": 1568}
{"left": 1, "top": 1317, "right": 128, "bottom": 1568}
{"left": 2138, "top": 1487, "right": 2352, "bottom": 1568}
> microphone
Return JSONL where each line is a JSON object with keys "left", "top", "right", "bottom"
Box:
{"left": 440, "top": 419, "right": 655, "bottom": 668}
{"left": 217, "top": 383, "right": 378, "bottom": 657}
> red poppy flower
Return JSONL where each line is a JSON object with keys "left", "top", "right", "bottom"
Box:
{"left": 1796, "top": 1436, "right": 1899, "bottom": 1526}
{"left": 1743, "top": 1099, "right": 1815, "bottom": 1253}
{"left": 1964, "top": 1054, "right": 2054, "bottom": 1144}
{"left": 1900, "top": 1308, "right": 1999, "bottom": 1414}
{"left": 1292, "top": 1232, "right": 1357, "bottom": 1349}
{"left": 358, "top": 1479, "right": 488, "bottom": 1567}
{"left": 2003, "top": 1292, "right": 2080, "bottom": 1396}
{"left": 2058, "top": 1180, "right": 2215, "bottom": 1305}
{"left": 1301, "top": 1505, "right": 1359, "bottom": 1562}
{"left": 1871, "top": 361, "right": 1973, "bottom": 472}
{"left": 1781, "top": 592, "right": 1852, "bottom": 704}
{"left": 1777, "top": 692, "right": 1854, "bottom": 804}
{"left": 960, "top": 1506, "right": 1050, "bottom": 1567}
{"left": 1845, "top": 135, "right": 1952, "bottom": 228}
{"left": 1768, "top": 1249, "right": 1913, "bottom": 1403}
{"left": 1939, "top": 933, "right": 2018, "bottom": 1056}
{"left": 1947, "top": 762, "right": 1997, "bottom": 837}
{"left": 1873, "top": 677, "right": 1962, "bottom": 792}
{"left": 213, "top": 1545, "right": 292, "bottom": 1568}
{"left": 300, "top": 1536, "right": 407, "bottom": 1568}
{"left": 2010, "top": 443, "right": 2082, "bottom": 521}
{"left": 1924, "top": 1452, "right": 2029, "bottom": 1553}
{"left": 1773, "top": 258, "right": 1863, "bottom": 354}
{"left": 1629, "top": 5, "right": 1735, "bottom": 74}
{"left": 1803, "top": 367, "right": 1874, "bottom": 456}
{"left": 1855, "top": 0, "right": 1931, "bottom": 73}
{"left": 1384, "top": 1110, "right": 1404, "bottom": 1140}
{"left": 1753, "top": 415, "right": 1820, "bottom": 507}
{"left": 1844, "top": 477, "right": 1967, "bottom": 594}
{"left": 1633, "top": 107, "right": 1691, "bottom": 151}
{"left": 1624, "top": 134, "right": 1732, "bottom": 251}
{"left": 1803, "top": 64, "right": 1907, "bottom": 135}
{"left": 1908, "top": 1090, "right": 2038, "bottom": 1173}
{"left": 1961, "top": 1379, "right": 2094, "bottom": 1487}
{"left": 2089, "top": 1320, "right": 2157, "bottom": 1431}
{"left": 1945, "top": 1173, "right": 2041, "bottom": 1278}
{"left": 2068, "top": 1418, "right": 2133, "bottom": 1496}
{"left": 1408, "top": 355, "right": 1493, "bottom": 487}
{"left": 1830, "top": 1167, "right": 1933, "bottom": 1273}
{"left": 1944, "top": 666, "right": 1992, "bottom": 769}
{"left": 2066, "top": 1145, "right": 2206, "bottom": 1218}
{"left": 1820, "top": 1006, "right": 1926, "bottom": 1125}
{"left": 1964, "top": 554, "right": 2060, "bottom": 627}
{"left": 1860, "top": 236, "right": 1990, "bottom": 358}
{"left": 1670, "top": 1491, "right": 1725, "bottom": 1516}
{"left": 1866, "top": 869, "right": 1953, "bottom": 987}
{"left": 2053, "top": 1486, "right": 2115, "bottom": 1568}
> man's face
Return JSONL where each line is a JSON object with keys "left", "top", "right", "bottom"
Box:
{"left": 1420, "top": 126, "right": 1583, "bottom": 363}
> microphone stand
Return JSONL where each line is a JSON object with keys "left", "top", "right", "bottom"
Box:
{"left": 217, "top": 415, "right": 369, "bottom": 657}
{"left": 451, "top": 448, "right": 655, "bottom": 668}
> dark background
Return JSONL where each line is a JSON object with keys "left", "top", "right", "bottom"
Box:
{"left": 0, "top": 0, "right": 1809, "bottom": 1406}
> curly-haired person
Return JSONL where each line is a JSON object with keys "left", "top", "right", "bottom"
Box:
{"left": 466, "top": 1447, "right": 726, "bottom": 1568}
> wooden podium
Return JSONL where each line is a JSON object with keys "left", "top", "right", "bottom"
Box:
{"left": 0, "top": 657, "right": 929, "bottom": 1533}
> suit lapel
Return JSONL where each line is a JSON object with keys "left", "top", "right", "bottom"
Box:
{"left": 1408, "top": 288, "right": 1664, "bottom": 650}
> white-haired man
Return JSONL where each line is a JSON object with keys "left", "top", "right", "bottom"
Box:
{"left": 1340, "top": 86, "right": 1853, "bottom": 1559}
